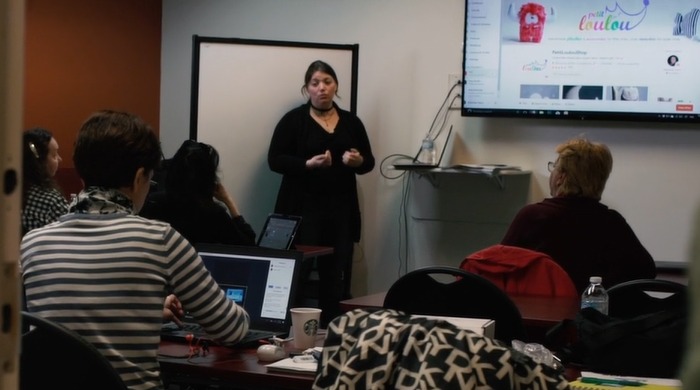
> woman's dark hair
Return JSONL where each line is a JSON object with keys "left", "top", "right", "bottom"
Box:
{"left": 73, "top": 110, "right": 161, "bottom": 188}
{"left": 301, "top": 60, "right": 340, "bottom": 98}
{"left": 22, "top": 128, "right": 56, "bottom": 204}
{"left": 165, "top": 140, "right": 220, "bottom": 203}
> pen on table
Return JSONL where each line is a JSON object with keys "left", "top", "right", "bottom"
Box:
{"left": 580, "top": 377, "right": 645, "bottom": 387}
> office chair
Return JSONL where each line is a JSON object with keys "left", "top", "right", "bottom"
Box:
{"left": 607, "top": 278, "right": 687, "bottom": 318}
{"left": 571, "top": 279, "right": 687, "bottom": 378}
{"left": 383, "top": 266, "right": 526, "bottom": 344}
{"left": 20, "top": 311, "right": 126, "bottom": 390}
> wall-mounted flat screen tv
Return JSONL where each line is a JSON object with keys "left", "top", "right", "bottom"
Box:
{"left": 461, "top": 0, "right": 700, "bottom": 122}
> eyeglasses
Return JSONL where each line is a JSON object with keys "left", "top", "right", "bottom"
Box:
{"left": 547, "top": 161, "right": 556, "bottom": 172}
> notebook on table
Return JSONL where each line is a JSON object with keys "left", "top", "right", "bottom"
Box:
{"left": 257, "top": 213, "right": 302, "bottom": 250}
{"left": 161, "top": 244, "right": 303, "bottom": 347}
{"left": 568, "top": 371, "right": 681, "bottom": 390}
{"left": 392, "top": 125, "right": 453, "bottom": 170}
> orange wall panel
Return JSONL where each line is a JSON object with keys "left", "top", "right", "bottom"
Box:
{"left": 23, "top": 0, "right": 162, "bottom": 173}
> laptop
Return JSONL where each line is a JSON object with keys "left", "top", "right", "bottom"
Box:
{"left": 161, "top": 244, "right": 303, "bottom": 347}
{"left": 393, "top": 125, "right": 453, "bottom": 170}
{"left": 256, "top": 213, "right": 302, "bottom": 250}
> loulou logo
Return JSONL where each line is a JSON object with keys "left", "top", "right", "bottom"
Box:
{"left": 579, "top": 0, "right": 650, "bottom": 31}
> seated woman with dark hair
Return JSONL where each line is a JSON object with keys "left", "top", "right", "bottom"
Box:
{"left": 21, "top": 127, "right": 69, "bottom": 236}
{"left": 140, "top": 139, "right": 256, "bottom": 246}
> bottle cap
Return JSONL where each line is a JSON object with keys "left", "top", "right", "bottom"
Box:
{"left": 589, "top": 276, "right": 602, "bottom": 284}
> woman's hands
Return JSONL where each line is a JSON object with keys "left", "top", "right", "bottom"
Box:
{"left": 306, "top": 150, "right": 332, "bottom": 169}
{"left": 307, "top": 149, "right": 364, "bottom": 169}
{"left": 342, "top": 148, "right": 363, "bottom": 168}
{"left": 163, "top": 294, "right": 184, "bottom": 326}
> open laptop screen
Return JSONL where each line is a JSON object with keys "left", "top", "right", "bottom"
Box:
{"left": 195, "top": 244, "right": 302, "bottom": 333}
{"left": 257, "top": 214, "right": 302, "bottom": 250}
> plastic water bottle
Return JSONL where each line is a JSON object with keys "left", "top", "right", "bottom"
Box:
{"left": 580, "top": 276, "right": 609, "bottom": 315}
{"left": 418, "top": 138, "right": 436, "bottom": 165}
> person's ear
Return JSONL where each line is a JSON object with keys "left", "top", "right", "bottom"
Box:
{"left": 555, "top": 171, "right": 566, "bottom": 188}
{"left": 133, "top": 167, "right": 149, "bottom": 190}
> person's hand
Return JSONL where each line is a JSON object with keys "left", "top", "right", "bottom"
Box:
{"left": 306, "top": 150, "right": 332, "bottom": 169}
{"left": 163, "top": 294, "right": 184, "bottom": 327}
{"left": 213, "top": 182, "right": 241, "bottom": 216}
{"left": 213, "top": 182, "right": 230, "bottom": 203}
{"left": 342, "top": 148, "right": 363, "bottom": 167}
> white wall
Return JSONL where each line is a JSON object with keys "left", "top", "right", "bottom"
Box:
{"left": 160, "top": 0, "right": 700, "bottom": 295}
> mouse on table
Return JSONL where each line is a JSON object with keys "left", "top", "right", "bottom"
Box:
{"left": 257, "top": 344, "right": 287, "bottom": 362}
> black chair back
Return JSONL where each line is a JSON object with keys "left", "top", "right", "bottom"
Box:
{"left": 383, "top": 266, "right": 526, "bottom": 344}
{"left": 20, "top": 311, "right": 126, "bottom": 390}
{"left": 607, "top": 279, "right": 687, "bottom": 318}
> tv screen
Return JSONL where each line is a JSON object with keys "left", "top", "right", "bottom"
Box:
{"left": 461, "top": 0, "right": 700, "bottom": 123}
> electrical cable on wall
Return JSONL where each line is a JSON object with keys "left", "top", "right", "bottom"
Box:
{"left": 398, "top": 172, "right": 412, "bottom": 277}
{"left": 377, "top": 77, "right": 462, "bottom": 277}
{"left": 381, "top": 78, "right": 461, "bottom": 172}
{"left": 424, "top": 79, "right": 462, "bottom": 143}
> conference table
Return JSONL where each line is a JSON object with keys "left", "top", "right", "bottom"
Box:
{"left": 159, "top": 338, "right": 322, "bottom": 390}
{"left": 340, "top": 291, "right": 580, "bottom": 326}
{"left": 339, "top": 291, "right": 580, "bottom": 343}
{"left": 157, "top": 265, "right": 685, "bottom": 389}
{"left": 295, "top": 244, "right": 334, "bottom": 259}
{"left": 159, "top": 291, "right": 580, "bottom": 389}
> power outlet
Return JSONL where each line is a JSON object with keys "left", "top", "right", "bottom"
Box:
{"left": 448, "top": 73, "right": 462, "bottom": 110}
{"left": 448, "top": 73, "right": 461, "bottom": 88}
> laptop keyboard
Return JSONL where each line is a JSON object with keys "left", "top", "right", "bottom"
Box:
{"left": 161, "top": 321, "right": 195, "bottom": 332}
{"left": 245, "top": 329, "right": 272, "bottom": 339}
{"left": 161, "top": 321, "right": 279, "bottom": 345}
{"left": 180, "top": 323, "right": 203, "bottom": 332}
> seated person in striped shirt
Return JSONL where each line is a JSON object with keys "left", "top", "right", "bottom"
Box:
{"left": 20, "top": 110, "right": 250, "bottom": 390}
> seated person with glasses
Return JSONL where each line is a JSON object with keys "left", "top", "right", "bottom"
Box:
{"left": 20, "top": 110, "right": 250, "bottom": 389}
{"left": 140, "top": 139, "right": 256, "bottom": 246}
{"left": 501, "top": 136, "right": 656, "bottom": 293}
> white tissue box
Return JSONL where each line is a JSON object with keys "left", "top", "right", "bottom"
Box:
{"left": 412, "top": 315, "right": 495, "bottom": 339}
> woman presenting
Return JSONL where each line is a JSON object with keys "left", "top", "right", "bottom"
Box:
{"left": 268, "top": 60, "right": 374, "bottom": 326}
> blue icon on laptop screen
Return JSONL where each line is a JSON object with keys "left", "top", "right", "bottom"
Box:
{"left": 225, "top": 286, "right": 246, "bottom": 304}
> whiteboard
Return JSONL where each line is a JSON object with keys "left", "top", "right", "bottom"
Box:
{"left": 191, "top": 37, "right": 359, "bottom": 233}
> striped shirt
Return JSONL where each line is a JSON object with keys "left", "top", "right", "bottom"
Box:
{"left": 20, "top": 211, "right": 250, "bottom": 390}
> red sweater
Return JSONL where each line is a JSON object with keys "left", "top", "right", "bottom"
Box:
{"left": 461, "top": 244, "right": 578, "bottom": 298}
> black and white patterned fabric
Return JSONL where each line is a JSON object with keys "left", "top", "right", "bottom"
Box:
{"left": 313, "top": 309, "right": 569, "bottom": 390}
{"left": 70, "top": 186, "right": 134, "bottom": 214}
{"left": 21, "top": 185, "right": 69, "bottom": 235}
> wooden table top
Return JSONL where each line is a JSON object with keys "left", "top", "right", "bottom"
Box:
{"left": 159, "top": 336, "right": 322, "bottom": 390}
{"left": 339, "top": 291, "right": 580, "bottom": 328}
